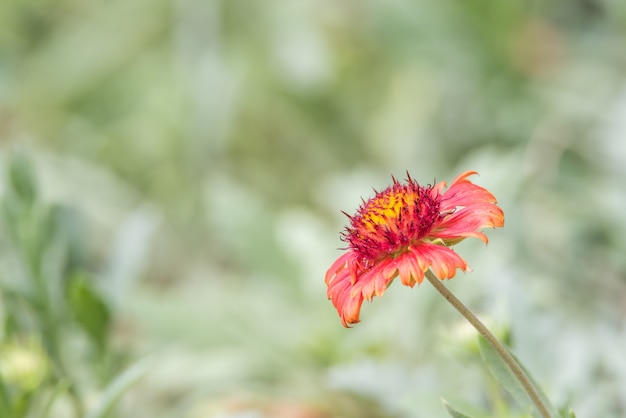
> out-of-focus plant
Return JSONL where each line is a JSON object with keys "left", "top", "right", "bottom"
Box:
{"left": 0, "top": 153, "right": 140, "bottom": 418}
{"left": 0, "top": 337, "right": 49, "bottom": 417}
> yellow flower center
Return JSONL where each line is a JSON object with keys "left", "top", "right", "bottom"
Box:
{"left": 342, "top": 178, "right": 441, "bottom": 262}
{"left": 361, "top": 190, "right": 418, "bottom": 231}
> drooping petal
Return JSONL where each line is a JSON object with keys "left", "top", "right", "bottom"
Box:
{"left": 409, "top": 243, "right": 469, "bottom": 280}
{"left": 394, "top": 250, "right": 422, "bottom": 287}
{"left": 326, "top": 265, "right": 365, "bottom": 327}
{"left": 433, "top": 203, "right": 504, "bottom": 243}
{"left": 324, "top": 252, "right": 354, "bottom": 286}
{"left": 428, "top": 171, "right": 504, "bottom": 244}
{"left": 353, "top": 258, "right": 397, "bottom": 301}
{"left": 439, "top": 171, "right": 499, "bottom": 212}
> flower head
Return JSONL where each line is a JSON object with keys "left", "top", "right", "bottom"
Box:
{"left": 325, "top": 171, "right": 504, "bottom": 327}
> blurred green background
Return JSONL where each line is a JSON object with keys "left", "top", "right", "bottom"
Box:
{"left": 1, "top": 0, "right": 626, "bottom": 417}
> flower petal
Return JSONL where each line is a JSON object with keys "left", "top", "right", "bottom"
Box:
{"left": 353, "top": 259, "right": 397, "bottom": 301}
{"left": 433, "top": 203, "right": 504, "bottom": 243}
{"left": 429, "top": 171, "right": 504, "bottom": 244}
{"left": 440, "top": 171, "right": 499, "bottom": 211}
{"left": 326, "top": 266, "right": 365, "bottom": 327}
{"left": 410, "top": 243, "right": 469, "bottom": 280}
{"left": 395, "top": 251, "right": 422, "bottom": 287}
{"left": 324, "top": 252, "right": 354, "bottom": 286}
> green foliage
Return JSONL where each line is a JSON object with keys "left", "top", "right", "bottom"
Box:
{"left": 8, "top": 154, "right": 37, "bottom": 208}
{"left": 67, "top": 275, "right": 111, "bottom": 354}
{"left": 478, "top": 336, "right": 560, "bottom": 418}
{"left": 0, "top": 154, "right": 127, "bottom": 418}
{"left": 443, "top": 399, "right": 476, "bottom": 418}
{"left": 84, "top": 358, "right": 152, "bottom": 418}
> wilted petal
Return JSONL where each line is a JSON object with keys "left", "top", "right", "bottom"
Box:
{"left": 430, "top": 172, "right": 504, "bottom": 244}
{"left": 440, "top": 172, "right": 499, "bottom": 210}
{"left": 324, "top": 252, "right": 354, "bottom": 286}
{"left": 434, "top": 203, "right": 504, "bottom": 243}
{"left": 325, "top": 255, "right": 365, "bottom": 326}
{"left": 330, "top": 276, "right": 365, "bottom": 327}
{"left": 395, "top": 251, "right": 422, "bottom": 287}
{"left": 356, "top": 259, "right": 397, "bottom": 300}
{"left": 410, "top": 243, "right": 469, "bottom": 280}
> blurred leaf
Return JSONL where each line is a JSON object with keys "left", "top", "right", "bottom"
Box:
{"left": 8, "top": 154, "right": 38, "bottom": 207}
{"left": 0, "top": 376, "right": 14, "bottom": 418}
{"left": 47, "top": 205, "right": 88, "bottom": 276}
{"left": 442, "top": 399, "right": 475, "bottom": 418}
{"left": 1, "top": 194, "right": 21, "bottom": 233}
{"left": 36, "top": 379, "right": 71, "bottom": 418}
{"left": 14, "top": 392, "right": 33, "bottom": 418}
{"left": 478, "top": 336, "right": 559, "bottom": 418}
{"left": 67, "top": 275, "right": 111, "bottom": 352}
{"left": 3, "top": 311, "right": 19, "bottom": 339}
{"left": 85, "top": 357, "right": 152, "bottom": 418}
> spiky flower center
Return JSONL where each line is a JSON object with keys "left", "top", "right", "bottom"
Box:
{"left": 342, "top": 178, "right": 442, "bottom": 264}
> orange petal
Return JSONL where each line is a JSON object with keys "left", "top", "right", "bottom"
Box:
{"left": 325, "top": 261, "right": 364, "bottom": 327}
{"left": 355, "top": 259, "right": 397, "bottom": 300}
{"left": 410, "top": 243, "right": 468, "bottom": 280}
{"left": 396, "top": 251, "right": 422, "bottom": 287}
{"left": 324, "top": 252, "right": 354, "bottom": 285}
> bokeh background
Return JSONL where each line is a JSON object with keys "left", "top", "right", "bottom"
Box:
{"left": 1, "top": 0, "right": 626, "bottom": 417}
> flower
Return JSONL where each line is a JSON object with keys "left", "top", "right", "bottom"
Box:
{"left": 325, "top": 171, "right": 504, "bottom": 327}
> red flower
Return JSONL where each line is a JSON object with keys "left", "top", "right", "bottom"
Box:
{"left": 325, "top": 171, "right": 504, "bottom": 327}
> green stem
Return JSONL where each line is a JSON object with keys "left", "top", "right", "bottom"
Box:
{"left": 424, "top": 270, "right": 551, "bottom": 418}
